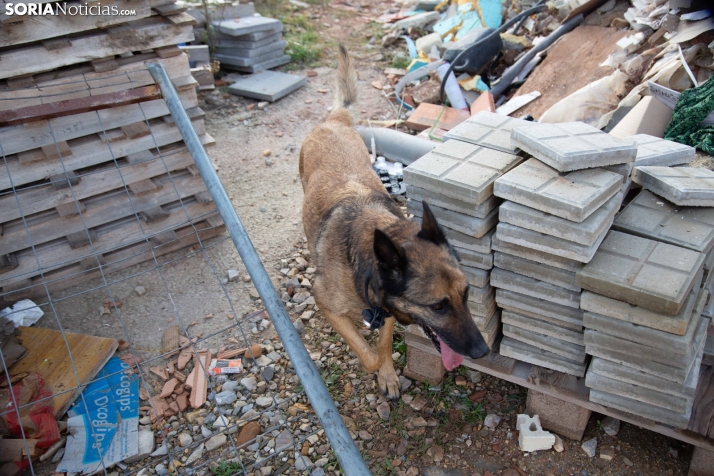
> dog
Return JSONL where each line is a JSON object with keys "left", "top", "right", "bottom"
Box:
{"left": 298, "top": 45, "right": 490, "bottom": 399}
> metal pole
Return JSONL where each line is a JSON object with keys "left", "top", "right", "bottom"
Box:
{"left": 146, "top": 61, "right": 371, "bottom": 476}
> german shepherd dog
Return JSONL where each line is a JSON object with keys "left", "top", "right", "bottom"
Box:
{"left": 299, "top": 46, "right": 489, "bottom": 399}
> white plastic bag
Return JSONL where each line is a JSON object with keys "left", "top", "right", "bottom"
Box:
{"left": 0, "top": 299, "right": 44, "bottom": 327}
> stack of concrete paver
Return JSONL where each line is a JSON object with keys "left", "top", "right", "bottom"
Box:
{"left": 213, "top": 16, "right": 289, "bottom": 73}
{"left": 489, "top": 122, "right": 637, "bottom": 377}
{"left": 403, "top": 113, "right": 526, "bottom": 349}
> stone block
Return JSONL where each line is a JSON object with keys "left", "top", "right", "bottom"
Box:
{"left": 627, "top": 134, "right": 696, "bottom": 166}
{"left": 576, "top": 231, "right": 705, "bottom": 315}
{"left": 212, "top": 17, "right": 283, "bottom": 37}
{"left": 403, "top": 140, "right": 523, "bottom": 205}
{"left": 579, "top": 269, "right": 703, "bottom": 336}
{"left": 406, "top": 184, "right": 500, "bottom": 218}
{"left": 494, "top": 251, "right": 580, "bottom": 292}
{"left": 502, "top": 310, "right": 584, "bottom": 345}
{"left": 632, "top": 166, "right": 714, "bottom": 206}
{"left": 499, "top": 192, "right": 621, "bottom": 246}
{"left": 526, "top": 390, "right": 591, "bottom": 441}
{"left": 500, "top": 336, "right": 587, "bottom": 377}
{"left": 408, "top": 199, "right": 498, "bottom": 238}
{"left": 496, "top": 221, "right": 608, "bottom": 264}
{"left": 216, "top": 39, "right": 287, "bottom": 58}
{"left": 490, "top": 267, "right": 581, "bottom": 309}
{"left": 221, "top": 54, "right": 291, "bottom": 74}
{"left": 495, "top": 288, "right": 584, "bottom": 330}
{"left": 688, "top": 446, "right": 714, "bottom": 476}
{"left": 516, "top": 414, "right": 555, "bottom": 451}
{"left": 494, "top": 159, "right": 623, "bottom": 222}
{"left": 492, "top": 234, "right": 584, "bottom": 272}
{"left": 443, "top": 111, "right": 533, "bottom": 154}
{"left": 510, "top": 121, "right": 636, "bottom": 172}
{"left": 589, "top": 388, "right": 691, "bottom": 429}
{"left": 454, "top": 246, "right": 494, "bottom": 270}
{"left": 613, "top": 189, "right": 714, "bottom": 254}
{"left": 404, "top": 339, "right": 444, "bottom": 385}
{"left": 216, "top": 48, "right": 286, "bottom": 67}
{"left": 469, "top": 281, "right": 494, "bottom": 304}
{"left": 503, "top": 323, "right": 586, "bottom": 362}
{"left": 462, "top": 265, "right": 489, "bottom": 288}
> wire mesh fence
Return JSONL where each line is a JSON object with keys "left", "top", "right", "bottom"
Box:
{"left": 0, "top": 62, "right": 346, "bottom": 476}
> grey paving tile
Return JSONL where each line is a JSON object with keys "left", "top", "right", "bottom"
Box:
{"left": 496, "top": 222, "right": 608, "bottom": 263}
{"left": 510, "top": 121, "right": 636, "bottom": 172}
{"left": 502, "top": 310, "right": 583, "bottom": 345}
{"left": 632, "top": 166, "right": 714, "bottom": 206}
{"left": 492, "top": 234, "right": 584, "bottom": 272}
{"left": 627, "top": 134, "right": 696, "bottom": 166}
{"left": 406, "top": 184, "right": 500, "bottom": 218}
{"left": 462, "top": 265, "right": 489, "bottom": 288}
{"left": 495, "top": 289, "right": 584, "bottom": 330}
{"left": 443, "top": 227, "right": 494, "bottom": 254}
{"left": 443, "top": 111, "right": 533, "bottom": 154}
{"left": 403, "top": 140, "right": 523, "bottom": 205}
{"left": 407, "top": 200, "right": 498, "bottom": 238}
{"left": 493, "top": 159, "right": 623, "bottom": 222}
{"left": 216, "top": 40, "right": 287, "bottom": 58}
{"left": 500, "top": 336, "right": 587, "bottom": 377}
{"left": 469, "top": 298, "right": 497, "bottom": 321}
{"left": 228, "top": 70, "right": 306, "bottom": 102}
{"left": 454, "top": 246, "right": 494, "bottom": 270}
{"left": 589, "top": 389, "right": 691, "bottom": 428}
{"left": 503, "top": 324, "right": 586, "bottom": 362}
{"left": 614, "top": 190, "right": 714, "bottom": 255}
{"left": 576, "top": 231, "right": 705, "bottom": 315}
{"left": 216, "top": 49, "right": 286, "bottom": 67}
{"left": 221, "top": 54, "right": 291, "bottom": 73}
{"left": 499, "top": 192, "right": 621, "bottom": 246}
{"left": 603, "top": 161, "right": 634, "bottom": 178}
{"left": 477, "top": 310, "right": 501, "bottom": 348}
{"left": 213, "top": 17, "right": 283, "bottom": 36}
{"left": 494, "top": 251, "right": 580, "bottom": 292}
{"left": 490, "top": 267, "right": 581, "bottom": 309}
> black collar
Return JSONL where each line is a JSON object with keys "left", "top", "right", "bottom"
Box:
{"left": 361, "top": 269, "right": 391, "bottom": 330}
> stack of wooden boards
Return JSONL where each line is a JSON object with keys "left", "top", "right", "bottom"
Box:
{"left": 0, "top": 0, "right": 224, "bottom": 305}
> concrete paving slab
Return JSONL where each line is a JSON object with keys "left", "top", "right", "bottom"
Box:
{"left": 492, "top": 234, "right": 584, "bottom": 272}
{"left": 495, "top": 289, "right": 584, "bottom": 330}
{"left": 216, "top": 49, "right": 286, "bottom": 67}
{"left": 215, "top": 40, "right": 287, "bottom": 58}
{"left": 406, "top": 184, "right": 501, "bottom": 219}
{"left": 454, "top": 246, "right": 494, "bottom": 270}
{"left": 490, "top": 267, "right": 581, "bottom": 309}
{"left": 498, "top": 192, "right": 622, "bottom": 246}
{"left": 589, "top": 389, "right": 691, "bottom": 429}
{"left": 403, "top": 141, "right": 523, "bottom": 205}
{"left": 445, "top": 226, "right": 494, "bottom": 254}
{"left": 477, "top": 310, "right": 501, "bottom": 348}
{"left": 510, "top": 121, "right": 636, "bottom": 172}
{"left": 603, "top": 161, "right": 634, "bottom": 178}
{"left": 494, "top": 251, "right": 580, "bottom": 292}
{"left": 215, "top": 32, "right": 283, "bottom": 49}
{"left": 576, "top": 231, "right": 705, "bottom": 315}
{"left": 582, "top": 289, "right": 707, "bottom": 354}
{"left": 469, "top": 282, "right": 494, "bottom": 304}
{"left": 443, "top": 111, "right": 533, "bottom": 154}
{"left": 503, "top": 324, "right": 586, "bottom": 362}
{"left": 493, "top": 159, "right": 623, "bottom": 222}
{"left": 213, "top": 17, "right": 283, "bottom": 37}
{"left": 468, "top": 295, "right": 497, "bottom": 319}
{"left": 216, "top": 29, "right": 283, "bottom": 42}
{"left": 407, "top": 200, "right": 498, "bottom": 238}
{"left": 613, "top": 189, "right": 714, "bottom": 254}
{"left": 496, "top": 222, "right": 609, "bottom": 263}
{"left": 502, "top": 310, "right": 583, "bottom": 345}
{"left": 627, "top": 134, "right": 696, "bottom": 166}
{"left": 221, "top": 54, "right": 291, "bottom": 74}
{"left": 579, "top": 269, "right": 703, "bottom": 335}
{"left": 462, "top": 265, "right": 489, "bottom": 288}
{"left": 632, "top": 166, "right": 714, "bottom": 206}
{"left": 227, "top": 70, "right": 306, "bottom": 102}
{"left": 500, "top": 336, "right": 587, "bottom": 377}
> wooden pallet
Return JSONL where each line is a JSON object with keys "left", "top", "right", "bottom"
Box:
{"left": 405, "top": 329, "right": 714, "bottom": 450}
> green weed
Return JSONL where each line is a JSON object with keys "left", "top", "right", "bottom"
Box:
{"left": 211, "top": 462, "right": 241, "bottom": 476}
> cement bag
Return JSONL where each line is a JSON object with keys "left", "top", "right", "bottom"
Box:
{"left": 539, "top": 70, "right": 630, "bottom": 127}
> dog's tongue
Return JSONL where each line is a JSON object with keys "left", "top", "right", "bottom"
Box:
{"left": 438, "top": 336, "right": 464, "bottom": 371}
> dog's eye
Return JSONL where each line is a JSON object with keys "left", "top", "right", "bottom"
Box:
{"left": 431, "top": 303, "right": 443, "bottom": 311}
{"left": 430, "top": 302, "right": 448, "bottom": 313}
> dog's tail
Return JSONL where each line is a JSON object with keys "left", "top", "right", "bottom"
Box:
{"left": 332, "top": 44, "right": 358, "bottom": 117}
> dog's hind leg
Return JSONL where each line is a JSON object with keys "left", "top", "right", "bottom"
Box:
{"left": 376, "top": 317, "right": 400, "bottom": 400}
{"left": 321, "top": 308, "right": 382, "bottom": 373}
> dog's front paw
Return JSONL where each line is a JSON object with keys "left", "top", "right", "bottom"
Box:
{"left": 378, "top": 364, "right": 400, "bottom": 401}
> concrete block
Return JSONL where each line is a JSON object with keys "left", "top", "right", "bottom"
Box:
{"left": 500, "top": 336, "right": 587, "bottom": 377}
{"left": 613, "top": 189, "right": 714, "bottom": 254}
{"left": 403, "top": 140, "right": 523, "bottom": 205}
{"left": 442, "top": 226, "right": 494, "bottom": 254}
{"left": 503, "top": 323, "right": 586, "bottom": 362}
{"left": 215, "top": 40, "right": 287, "bottom": 58}
{"left": 491, "top": 267, "right": 581, "bottom": 309}
{"left": 603, "top": 161, "right": 634, "bottom": 178}
{"left": 510, "top": 121, "right": 636, "bottom": 172}
{"left": 627, "top": 134, "right": 696, "bottom": 166}
{"left": 406, "top": 184, "right": 500, "bottom": 219}
{"left": 468, "top": 296, "right": 497, "bottom": 319}
{"left": 526, "top": 390, "right": 591, "bottom": 441}
{"left": 496, "top": 222, "right": 608, "bottom": 263}
{"left": 689, "top": 446, "right": 714, "bottom": 476}
{"left": 407, "top": 199, "right": 498, "bottom": 238}
{"left": 499, "top": 192, "right": 621, "bottom": 246}
{"left": 469, "top": 282, "right": 494, "bottom": 304}
{"left": 478, "top": 310, "right": 501, "bottom": 348}
{"left": 227, "top": 70, "right": 306, "bottom": 102}
{"left": 454, "top": 246, "right": 494, "bottom": 270}
{"left": 516, "top": 414, "right": 555, "bottom": 452}
{"left": 221, "top": 54, "right": 291, "bottom": 73}
{"left": 404, "top": 332, "right": 444, "bottom": 385}
{"left": 212, "top": 17, "right": 283, "bottom": 37}
{"left": 495, "top": 288, "right": 584, "bottom": 330}
{"left": 576, "top": 231, "right": 705, "bottom": 315}
{"left": 494, "top": 159, "right": 623, "bottom": 222}
{"left": 215, "top": 32, "right": 283, "bottom": 49}
{"left": 582, "top": 289, "right": 707, "bottom": 353}
{"left": 216, "top": 48, "right": 286, "bottom": 67}
{"left": 589, "top": 388, "right": 691, "bottom": 429}
{"left": 632, "top": 166, "right": 714, "bottom": 206}
{"left": 443, "top": 111, "right": 533, "bottom": 154}
{"left": 579, "top": 269, "right": 703, "bottom": 335}
{"left": 502, "top": 310, "right": 583, "bottom": 345}
{"left": 494, "top": 251, "right": 580, "bottom": 292}
{"left": 462, "top": 265, "right": 489, "bottom": 288}
{"left": 492, "top": 234, "right": 584, "bottom": 272}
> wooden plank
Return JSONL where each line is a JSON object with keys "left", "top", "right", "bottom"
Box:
{"left": 151, "top": 229, "right": 178, "bottom": 245}
{"left": 66, "top": 229, "right": 97, "bottom": 249}
{"left": 17, "top": 149, "right": 46, "bottom": 164}
{"left": 49, "top": 170, "right": 80, "bottom": 190}
{"left": 8, "top": 326, "right": 118, "bottom": 418}
{"left": 41, "top": 141, "right": 73, "bottom": 161}
{"left": 405, "top": 103, "right": 470, "bottom": 132}
{"left": 689, "top": 365, "right": 714, "bottom": 437}
{"left": 56, "top": 201, "right": 86, "bottom": 217}
{"left": 90, "top": 57, "right": 120, "bottom": 73}
{"left": 128, "top": 178, "right": 159, "bottom": 195}
{"left": 0, "top": 16, "right": 195, "bottom": 79}
{"left": 139, "top": 205, "right": 169, "bottom": 223}
{"left": 0, "top": 0, "right": 151, "bottom": 48}
{"left": 0, "top": 253, "right": 18, "bottom": 273}
{"left": 120, "top": 121, "right": 151, "bottom": 139}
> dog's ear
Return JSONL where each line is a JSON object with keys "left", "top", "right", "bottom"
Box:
{"left": 374, "top": 229, "right": 406, "bottom": 269}
{"left": 418, "top": 201, "right": 447, "bottom": 246}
